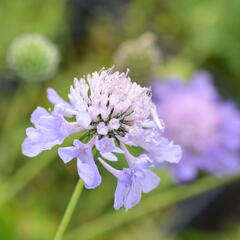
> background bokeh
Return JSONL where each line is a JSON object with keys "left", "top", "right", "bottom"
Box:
{"left": 0, "top": 0, "right": 240, "bottom": 239}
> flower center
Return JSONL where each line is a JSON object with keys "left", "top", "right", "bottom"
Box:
{"left": 91, "top": 111, "right": 134, "bottom": 138}
{"left": 70, "top": 69, "right": 154, "bottom": 138}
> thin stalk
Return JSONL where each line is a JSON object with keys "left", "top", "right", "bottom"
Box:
{"left": 66, "top": 174, "right": 240, "bottom": 240}
{"left": 54, "top": 179, "right": 84, "bottom": 240}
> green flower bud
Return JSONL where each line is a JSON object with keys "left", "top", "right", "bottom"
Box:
{"left": 7, "top": 34, "right": 60, "bottom": 82}
{"left": 114, "top": 32, "right": 161, "bottom": 85}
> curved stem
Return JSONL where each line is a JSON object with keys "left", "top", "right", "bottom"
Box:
{"left": 54, "top": 179, "right": 84, "bottom": 240}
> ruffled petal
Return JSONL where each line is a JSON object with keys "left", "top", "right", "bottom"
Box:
{"left": 22, "top": 137, "right": 43, "bottom": 157}
{"left": 47, "top": 88, "right": 71, "bottom": 107}
{"left": 114, "top": 181, "right": 126, "bottom": 210}
{"left": 76, "top": 111, "right": 91, "bottom": 128}
{"left": 101, "top": 152, "right": 118, "bottom": 161}
{"left": 149, "top": 138, "right": 182, "bottom": 164}
{"left": 30, "top": 107, "right": 49, "bottom": 124}
{"left": 77, "top": 158, "right": 102, "bottom": 189}
{"left": 140, "top": 169, "right": 160, "bottom": 193}
{"left": 22, "top": 112, "right": 72, "bottom": 157}
{"left": 58, "top": 146, "right": 79, "bottom": 163}
{"left": 124, "top": 177, "right": 142, "bottom": 210}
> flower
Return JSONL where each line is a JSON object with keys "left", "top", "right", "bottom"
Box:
{"left": 152, "top": 71, "right": 240, "bottom": 183}
{"left": 7, "top": 34, "right": 60, "bottom": 82}
{"left": 114, "top": 167, "right": 160, "bottom": 210}
{"left": 98, "top": 149, "right": 160, "bottom": 210}
{"left": 22, "top": 67, "right": 181, "bottom": 210}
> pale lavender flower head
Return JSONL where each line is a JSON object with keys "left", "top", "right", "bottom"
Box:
{"left": 22, "top": 67, "right": 181, "bottom": 209}
{"left": 152, "top": 72, "right": 240, "bottom": 183}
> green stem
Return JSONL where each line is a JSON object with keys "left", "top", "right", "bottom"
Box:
{"left": 54, "top": 179, "right": 84, "bottom": 240}
{"left": 66, "top": 174, "right": 240, "bottom": 240}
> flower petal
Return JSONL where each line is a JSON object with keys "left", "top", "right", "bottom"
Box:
{"left": 76, "top": 111, "right": 91, "bottom": 128}
{"left": 140, "top": 169, "right": 160, "bottom": 193}
{"left": 47, "top": 88, "right": 70, "bottom": 107}
{"left": 114, "top": 181, "right": 126, "bottom": 210}
{"left": 22, "top": 113, "right": 72, "bottom": 157}
{"left": 150, "top": 138, "right": 182, "bottom": 164}
{"left": 101, "top": 152, "right": 118, "bottom": 161}
{"left": 124, "top": 177, "right": 142, "bottom": 210}
{"left": 96, "top": 122, "right": 108, "bottom": 135}
{"left": 30, "top": 107, "right": 49, "bottom": 124}
{"left": 22, "top": 138, "right": 43, "bottom": 157}
{"left": 77, "top": 158, "right": 101, "bottom": 189}
{"left": 58, "top": 146, "right": 79, "bottom": 163}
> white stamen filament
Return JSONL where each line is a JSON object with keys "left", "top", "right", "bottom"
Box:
{"left": 98, "top": 157, "right": 121, "bottom": 177}
{"left": 151, "top": 106, "right": 165, "bottom": 132}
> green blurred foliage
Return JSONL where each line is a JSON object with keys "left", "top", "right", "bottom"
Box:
{"left": 156, "top": 0, "right": 240, "bottom": 100}
{"left": 0, "top": 0, "right": 240, "bottom": 240}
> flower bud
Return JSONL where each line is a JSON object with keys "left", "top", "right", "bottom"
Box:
{"left": 114, "top": 32, "right": 161, "bottom": 85}
{"left": 7, "top": 34, "right": 60, "bottom": 82}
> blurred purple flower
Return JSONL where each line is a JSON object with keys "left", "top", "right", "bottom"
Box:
{"left": 152, "top": 72, "right": 240, "bottom": 183}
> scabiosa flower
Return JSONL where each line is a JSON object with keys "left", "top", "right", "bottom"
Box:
{"left": 152, "top": 72, "right": 240, "bottom": 183}
{"left": 7, "top": 34, "right": 60, "bottom": 82}
{"left": 22, "top": 67, "right": 181, "bottom": 210}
